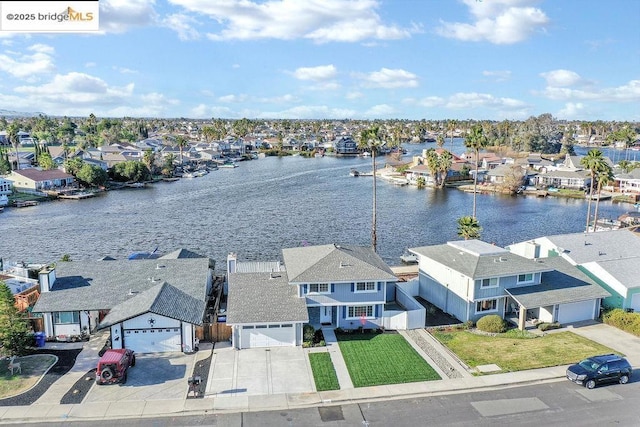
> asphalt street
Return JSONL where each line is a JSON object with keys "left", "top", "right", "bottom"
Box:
{"left": 17, "top": 378, "right": 640, "bottom": 427}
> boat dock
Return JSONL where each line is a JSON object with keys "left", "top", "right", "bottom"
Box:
{"left": 58, "top": 192, "right": 95, "bottom": 200}
{"left": 15, "top": 200, "right": 39, "bottom": 208}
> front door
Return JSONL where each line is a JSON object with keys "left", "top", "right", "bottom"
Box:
{"left": 320, "top": 306, "right": 332, "bottom": 325}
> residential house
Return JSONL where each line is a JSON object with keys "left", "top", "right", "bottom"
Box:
{"left": 7, "top": 168, "right": 75, "bottom": 192}
{"left": 485, "top": 164, "right": 527, "bottom": 186}
{"left": 406, "top": 149, "right": 469, "bottom": 186}
{"left": 32, "top": 251, "right": 214, "bottom": 353}
{"left": 409, "top": 240, "right": 608, "bottom": 330}
{"left": 614, "top": 168, "right": 640, "bottom": 195}
{"left": 0, "top": 177, "right": 12, "bottom": 195}
{"left": 333, "top": 136, "right": 359, "bottom": 156}
{"left": 225, "top": 244, "right": 401, "bottom": 349}
{"left": 507, "top": 228, "right": 640, "bottom": 312}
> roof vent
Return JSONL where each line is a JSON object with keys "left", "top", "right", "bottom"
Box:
{"left": 500, "top": 257, "right": 508, "bottom": 262}
{"left": 269, "top": 272, "right": 281, "bottom": 279}
{"left": 156, "top": 264, "right": 165, "bottom": 269}
{"left": 128, "top": 289, "right": 138, "bottom": 296}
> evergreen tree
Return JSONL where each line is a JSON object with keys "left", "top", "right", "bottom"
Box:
{"left": 0, "top": 282, "right": 32, "bottom": 357}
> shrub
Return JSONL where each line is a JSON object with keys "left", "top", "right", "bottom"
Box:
{"left": 603, "top": 308, "right": 640, "bottom": 337}
{"left": 303, "top": 324, "right": 315, "bottom": 342}
{"left": 313, "top": 329, "right": 324, "bottom": 344}
{"left": 476, "top": 315, "right": 507, "bottom": 333}
{"left": 537, "top": 322, "right": 562, "bottom": 331}
{"left": 463, "top": 320, "right": 475, "bottom": 330}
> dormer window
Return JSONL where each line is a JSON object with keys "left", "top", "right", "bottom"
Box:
{"left": 517, "top": 273, "right": 534, "bottom": 284}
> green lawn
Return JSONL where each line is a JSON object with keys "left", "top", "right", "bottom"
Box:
{"left": 308, "top": 352, "right": 340, "bottom": 391}
{"left": 432, "top": 330, "right": 619, "bottom": 372}
{"left": 337, "top": 332, "right": 441, "bottom": 387}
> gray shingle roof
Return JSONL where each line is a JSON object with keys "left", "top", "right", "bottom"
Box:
{"left": 543, "top": 228, "right": 640, "bottom": 264}
{"left": 506, "top": 257, "right": 610, "bottom": 308}
{"left": 588, "top": 257, "right": 640, "bottom": 290}
{"left": 226, "top": 272, "right": 308, "bottom": 324}
{"left": 410, "top": 240, "right": 551, "bottom": 279}
{"left": 159, "top": 249, "right": 205, "bottom": 259}
{"left": 32, "top": 258, "right": 210, "bottom": 322}
{"left": 281, "top": 244, "right": 396, "bottom": 283}
{"left": 98, "top": 282, "right": 206, "bottom": 328}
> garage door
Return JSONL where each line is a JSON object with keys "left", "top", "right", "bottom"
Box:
{"left": 240, "top": 324, "right": 294, "bottom": 349}
{"left": 557, "top": 300, "right": 595, "bottom": 324}
{"left": 631, "top": 293, "right": 640, "bottom": 312}
{"left": 124, "top": 328, "right": 182, "bottom": 353}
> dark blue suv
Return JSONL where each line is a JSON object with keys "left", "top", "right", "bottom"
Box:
{"left": 566, "top": 354, "right": 633, "bottom": 389}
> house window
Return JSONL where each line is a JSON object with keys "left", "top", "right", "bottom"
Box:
{"left": 517, "top": 273, "right": 534, "bottom": 284}
{"left": 53, "top": 311, "right": 80, "bottom": 324}
{"left": 309, "top": 283, "right": 329, "bottom": 293}
{"left": 347, "top": 305, "right": 374, "bottom": 319}
{"left": 355, "top": 281, "right": 376, "bottom": 292}
{"left": 480, "top": 278, "right": 498, "bottom": 288}
{"left": 476, "top": 299, "right": 498, "bottom": 313}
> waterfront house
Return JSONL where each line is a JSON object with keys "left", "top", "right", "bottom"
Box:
{"left": 534, "top": 169, "right": 590, "bottom": 190}
{"left": 226, "top": 244, "right": 416, "bottom": 349}
{"left": 32, "top": 252, "right": 213, "bottom": 353}
{"left": 333, "top": 136, "right": 360, "bottom": 156}
{"left": 507, "top": 228, "right": 640, "bottom": 312}
{"left": 614, "top": 168, "right": 640, "bottom": 195}
{"left": 0, "top": 177, "right": 12, "bottom": 196}
{"left": 7, "top": 168, "right": 75, "bottom": 193}
{"left": 409, "top": 240, "right": 609, "bottom": 330}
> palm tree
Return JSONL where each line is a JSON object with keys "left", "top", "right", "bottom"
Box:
{"left": 457, "top": 216, "right": 482, "bottom": 240}
{"left": 464, "top": 124, "right": 488, "bottom": 219}
{"left": 357, "top": 126, "right": 384, "bottom": 252}
{"left": 447, "top": 119, "right": 458, "bottom": 151}
{"left": 174, "top": 135, "right": 188, "bottom": 165}
{"left": 580, "top": 149, "right": 605, "bottom": 232}
{"left": 436, "top": 150, "right": 453, "bottom": 189}
{"left": 591, "top": 162, "right": 614, "bottom": 232}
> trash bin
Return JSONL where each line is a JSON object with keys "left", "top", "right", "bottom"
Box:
{"left": 35, "top": 332, "right": 46, "bottom": 347}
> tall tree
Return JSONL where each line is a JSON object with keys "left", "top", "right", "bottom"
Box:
{"left": 464, "top": 124, "right": 488, "bottom": 219}
{"left": 7, "top": 121, "right": 20, "bottom": 170}
{"left": 174, "top": 135, "right": 188, "bottom": 165}
{"left": 0, "top": 282, "right": 32, "bottom": 357}
{"left": 457, "top": 216, "right": 482, "bottom": 240}
{"left": 580, "top": 149, "right": 605, "bottom": 233}
{"left": 357, "top": 125, "right": 384, "bottom": 252}
{"left": 591, "top": 162, "right": 614, "bottom": 232}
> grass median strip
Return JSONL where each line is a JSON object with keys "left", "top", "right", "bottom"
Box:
{"left": 309, "top": 352, "right": 340, "bottom": 391}
{"left": 337, "top": 332, "right": 440, "bottom": 387}
{"left": 432, "top": 330, "right": 619, "bottom": 373}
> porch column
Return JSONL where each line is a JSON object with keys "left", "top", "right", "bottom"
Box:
{"left": 518, "top": 305, "right": 526, "bottom": 330}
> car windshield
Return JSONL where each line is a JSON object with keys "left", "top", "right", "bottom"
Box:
{"left": 578, "top": 359, "right": 599, "bottom": 371}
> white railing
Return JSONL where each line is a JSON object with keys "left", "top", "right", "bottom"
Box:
{"left": 382, "top": 279, "right": 425, "bottom": 330}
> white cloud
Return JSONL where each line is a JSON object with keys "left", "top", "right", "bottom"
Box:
{"left": 99, "top": 0, "right": 158, "bottom": 34}
{"left": 293, "top": 65, "right": 337, "bottom": 81}
{"left": 483, "top": 70, "right": 512, "bottom": 82}
{"left": 557, "top": 102, "right": 586, "bottom": 119}
{"left": 0, "top": 44, "right": 55, "bottom": 79}
{"left": 170, "top": 0, "right": 413, "bottom": 43}
{"left": 445, "top": 92, "right": 527, "bottom": 110}
{"left": 540, "top": 69, "right": 583, "bottom": 87}
{"left": 346, "top": 91, "right": 364, "bottom": 100}
{"left": 161, "top": 13, "right": 201, "bottom": 41}
{"left": 85, "top": 62, "right": 97, "bottom": 68}
{"left": 14, "top": 72, "right": 134, "bottom": 105}
{"left": 257, "top": 94, "right": 299, "bottom": 104}
{"left": 257, "top": 105, "right": 357, "bottom": 119}
{"left": 113, "top": 66, "right": 138, "bottom": 74}
{"left": 363, "top": 104, "right": 395, "bottom": 118}
{"left": 218, "top": 94, "right": 249, "bottom": 103}
{"left": 540, "top": 79, "right": 640, "bottom": 103}
{"left": 356, "top": 68, "right": 419, "bottom": 89}
{"left": 404, "top": 96, "right": 445, "bottom": 108}
{"left": 436, "top": 0, "right": 549, "bottom": 45}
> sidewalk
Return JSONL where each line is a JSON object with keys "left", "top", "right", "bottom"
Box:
{"left": 1, "top": 322, "right": 637, "bottom": 423}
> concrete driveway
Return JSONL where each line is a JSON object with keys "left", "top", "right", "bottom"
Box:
{"left": 83, "top": 352, "right": 195, "bottom": 403}
{"left": 206, "top": 344, "right": 315, "bottom": 397}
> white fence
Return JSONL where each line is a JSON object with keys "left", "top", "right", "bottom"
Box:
{"left": 382, "top": 279, "right": 425, "bottom": 330}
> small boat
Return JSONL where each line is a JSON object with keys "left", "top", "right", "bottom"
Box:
{"left": 350, "top": 169, "right": 360, "bottom": 177}
{"left": 58, "top": 191, "right": 95, "bottom": 200}
{"left": 400, "top": 251, "right": 418, "bottom": 264}
{"left": 219, "top": 162, "right": 238, "bottom": 169}
{"left": 15, "top": 200, "right": 39, "bottom": 208}
{"left": 126, "top": 182, "right": 146, "bottom": 188}
{"left": 586, "top": 193, "right": 612, "bottom": 201}
{"left": 182, "top": 173, "right": 195, "bottom": 179}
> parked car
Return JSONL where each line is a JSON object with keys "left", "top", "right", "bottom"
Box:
{"left": 566, "top": 354, "right": 632, "bottom": 389}
{"left": 95, "top": 349, "right": 135, "bottom": 385}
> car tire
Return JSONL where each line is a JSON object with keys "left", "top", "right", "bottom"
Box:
{"left": 131, "top": 355, "right": 136, "bottom": 367}
{"left": 619, "top": 375, "right": 629, "bottom": 384}
{"left": 101, "top": 367, "right": 114, "bottom": 381}
{"left": 585, "top": 379, "right": 596, "bottom": 389}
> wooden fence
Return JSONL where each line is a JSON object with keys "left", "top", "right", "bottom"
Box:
{"left": 196, "top": 323, "right": 232, "bottom": 343}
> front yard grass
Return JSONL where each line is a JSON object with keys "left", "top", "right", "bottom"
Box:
{"left": 308, "top": 352, "right": 340, "bottom": 391}
{"left": 337, "top": 332, "right": 440, "bottom": 387}
{"left": 0, "top": 355, "right": 57, "bottom": 398}
{"left": 432, "top": 330, "right": 619, "bottom": 372}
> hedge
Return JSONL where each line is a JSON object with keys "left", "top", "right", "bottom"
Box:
{"left": 476, "top": 314, "right": 507, "bottom": 333}
{"left": 602, "top": 309, "right": 640, "bottom": 337}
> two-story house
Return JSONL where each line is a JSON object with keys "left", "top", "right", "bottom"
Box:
{"left": 409, "top": 240, "right": 609, "bottom": 330}
{"left": 225, "top": 244, "right": 398, "bottom": 349}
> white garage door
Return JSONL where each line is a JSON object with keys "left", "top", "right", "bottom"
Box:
{"left": 124, "top": 328, "right": 182, "bottom": 353}
{"left": 240, "top": 324, "right": 294, "bottom": 349}
{"left": 557, "top": 300, "right": 595, "bottom": 324}
{"left": 631, "top": 293, "right": 640, "bottom": 312}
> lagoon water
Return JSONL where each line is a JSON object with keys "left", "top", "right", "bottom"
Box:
{"left": 0, "top": 140, "right": 632, "bottom": 268}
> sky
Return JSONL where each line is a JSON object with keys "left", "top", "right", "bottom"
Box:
{"left": 0, "top": 0, "right": 638, "bottom": 121}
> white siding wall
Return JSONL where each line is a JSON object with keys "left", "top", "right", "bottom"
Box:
{"left": 123, "top": 313, "right": 180, "bottom": 329}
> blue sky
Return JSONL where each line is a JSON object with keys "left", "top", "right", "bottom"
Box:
{"left": 0, "top": 0, "right": 638, "bottom": 121}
